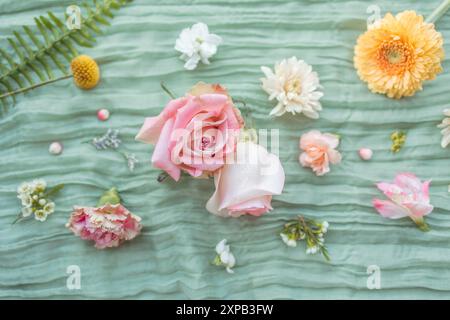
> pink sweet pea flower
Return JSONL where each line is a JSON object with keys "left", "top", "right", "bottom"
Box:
{"left": 66, "top": 204, "right": 142, "bottom": 249}
{"left": 373, "top": 173, "right": 433, "bottom": 231}
{"left": 206, "top": 141, "right": 285, "bottom": 217}
{"left": 136, "top": 83, "right": 244, "bottom": 181}
{"left": 299, "top": 130, "right": 342, "bottom": 176}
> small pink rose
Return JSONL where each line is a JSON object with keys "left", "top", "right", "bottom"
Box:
{"left": 136, "top": 83, "right": 244, "bottom": 181}
{"left": 299, "top": 130, "right": 342, "bottom": 176}
{"left": 206, "top": 141, "right": 285, "bottom": 217}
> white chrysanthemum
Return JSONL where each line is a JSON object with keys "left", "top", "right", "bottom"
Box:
{"left": 175, "top": 22, "right": 222, "bottom": 70}
{"left": 437, "top": 109, "right": 450, "bottom": 148}
{"left": 261, "top": 56, "right": 323, "bottom": 118}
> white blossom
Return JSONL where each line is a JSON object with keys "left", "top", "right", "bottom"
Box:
{"left": 280, "top": 233, "right": 297, "bottom": 247}
{"left": 34, "top": 210, "right": 48, "bottom": 222}
{"left": 175, "top": 22, "right": 222, "bottom": 70}
{"left": 15, "top": 179, "right": 60, "bottom": 223}
{"left": 214, "top": 239, "right": 235, "bottom": 274}
{"left": 21, "top": 207, "right": 33, "bottom": 217}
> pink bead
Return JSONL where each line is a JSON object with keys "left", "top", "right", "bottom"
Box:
{"left": 359, "top": 148, "right": 373, "bottom": 160}
{"left": 97, "top": 109, "right": 110, "bottom": 121}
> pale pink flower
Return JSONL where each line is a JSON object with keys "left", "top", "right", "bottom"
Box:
{"left": 136, "top": 83, "right": 243, "bottom": 181}
{"left": 373, "top": 173, "right": 433, "bottom": 231}
{"left": 66, "top": 204, "right": 142, "bottom": 249}
{"left": 299, "top": 130, "right": 342, "bottom": 176}
{"left": 206, "top": 141, "right": 285, "bottom": 217}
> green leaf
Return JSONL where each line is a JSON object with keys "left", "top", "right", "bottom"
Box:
{"left": 13, "top": 31, "right": 47, "bottom": 82}
{"left": 0, "top": 97, "right": 7, "bottom": 113}
{"left": 0, "top": 78, "right": 16, "bottom": 103}
{"left": 47, "top": 11, "right": 66, "bottom": 31}
{"left": 102, "top": 7, "right": 114, "bottom": 18}
{"left": 69, "top": 33, "right": 94, "bottom": 47}
{"left": 37, "top": 56, "right": 55, "bottom": 79}
{"left": 9, "top": 73, "right": 26, "bottom": 89}
{"left": 13, "top": 31, "right": 34, "bottom": 57}
{"left": 53, "top": 44, "right": 72, "bottom": 63}
{"left": 93, "top": 15, "right": 110, "bottom": 26}
{"left": 44, "top": 183, "right": 65, "bottom": 198}
{"left": 62, "top": 39, "right": 78, "bottom": 57}
{"left": 7, "top": 38, "right": 25, "bottom": 63}
{"left": 39, "top": 16, "right": 60, "bottom": 38}
{"left": 48, "top": 51, "right": 68, "bottom": 75}
{"left": 23, "top": 25, "right": 44, "bottom": 50}
{"left": 34, "top": 18, "right": 52, "bottom": 45}
{"left": 84, "top": 20, "right": 102, "bottom": 34}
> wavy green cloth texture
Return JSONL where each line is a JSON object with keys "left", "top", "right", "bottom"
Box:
{"left": 1, "top": 0, "right": 450, "bottom": 299}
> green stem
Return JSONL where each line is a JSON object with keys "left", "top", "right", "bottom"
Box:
{"left": 157, "top": 171, "right": 169, "bottom": 183}
{"left": 0, "top": 74, "right": 72, "bottom": 99}
{"left": 411, "top": 216, "right": 430, "bottom": 232}
{"left": 11, "top": 213, "right": 24, "bottom": 225}
{"left": 426, "top": 0, "right": 450, "bottom": 23}
{"left": 160, "top": 82, "right": 176, "bottom": 99}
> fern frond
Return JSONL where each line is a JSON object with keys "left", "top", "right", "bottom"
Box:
{"left": 0, "top": 0, "right": 132, "bottom": 115}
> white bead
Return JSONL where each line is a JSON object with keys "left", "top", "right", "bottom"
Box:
{"left": 49, "top": 142, "right": 63, "bottom": 155}
{"left": 97, "top": 109, "right": 110, "bottom": 121}
{"left": 358, "top": 148, "right": 373, "bottom": 160}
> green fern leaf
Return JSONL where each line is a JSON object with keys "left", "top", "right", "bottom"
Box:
{"left": 0, "top": 0, "right": 133, "bottom": 112}
{"left": 13, "top": 31, "right": 46, "bottom": 81}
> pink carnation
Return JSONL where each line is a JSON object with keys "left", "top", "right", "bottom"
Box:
{"left": 66, "top": 204, "right": 142, "bottom": 249}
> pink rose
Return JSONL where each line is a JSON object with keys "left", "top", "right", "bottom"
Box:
{"left": 373, "top": 173, "right": 433, "bottom": 231}
{"left": 66, "top": 204, "right": 142, "bottom": 249}
{"left": 136, "top": 83, "right": 244, "bottom": 181}
{"left": 299, "top": 130, "right": 342, "bottom": 176}
{"left": 206, "top": 141, "right": 285, "bottom": 217}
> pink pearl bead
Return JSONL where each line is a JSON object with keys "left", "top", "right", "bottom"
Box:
{"left": 359, "top": 148, "right": 373, "bottom": 161}
{"left": 97, "top": 109, "right": 110, "bottom": 121}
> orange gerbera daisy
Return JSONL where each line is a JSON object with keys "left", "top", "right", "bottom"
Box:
{"left": 354, "top": 11, "right": 444, "bottom": 99}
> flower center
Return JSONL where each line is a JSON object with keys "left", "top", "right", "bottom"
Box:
{"left": 284, "top": 78, "right": 302, "bottom": 94}
{"left": 201, "top": 136, "right": 215, "bottom": 150}
{"left": 377, "top": 37, "right": 414, "bottom": 75}
{"left": 195, "top": 37, "right": 204, "bottom": 44}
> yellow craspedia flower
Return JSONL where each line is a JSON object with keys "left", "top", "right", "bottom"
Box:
{"left": 70, "top": 55, "right": 100, "bottom": 90}
{"left": 354, "top": 11, "right": 444, "bottom": 99}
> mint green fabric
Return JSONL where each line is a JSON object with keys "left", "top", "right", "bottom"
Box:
{"left": 1, "top": 0, "right": 450, "bottom": 299}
